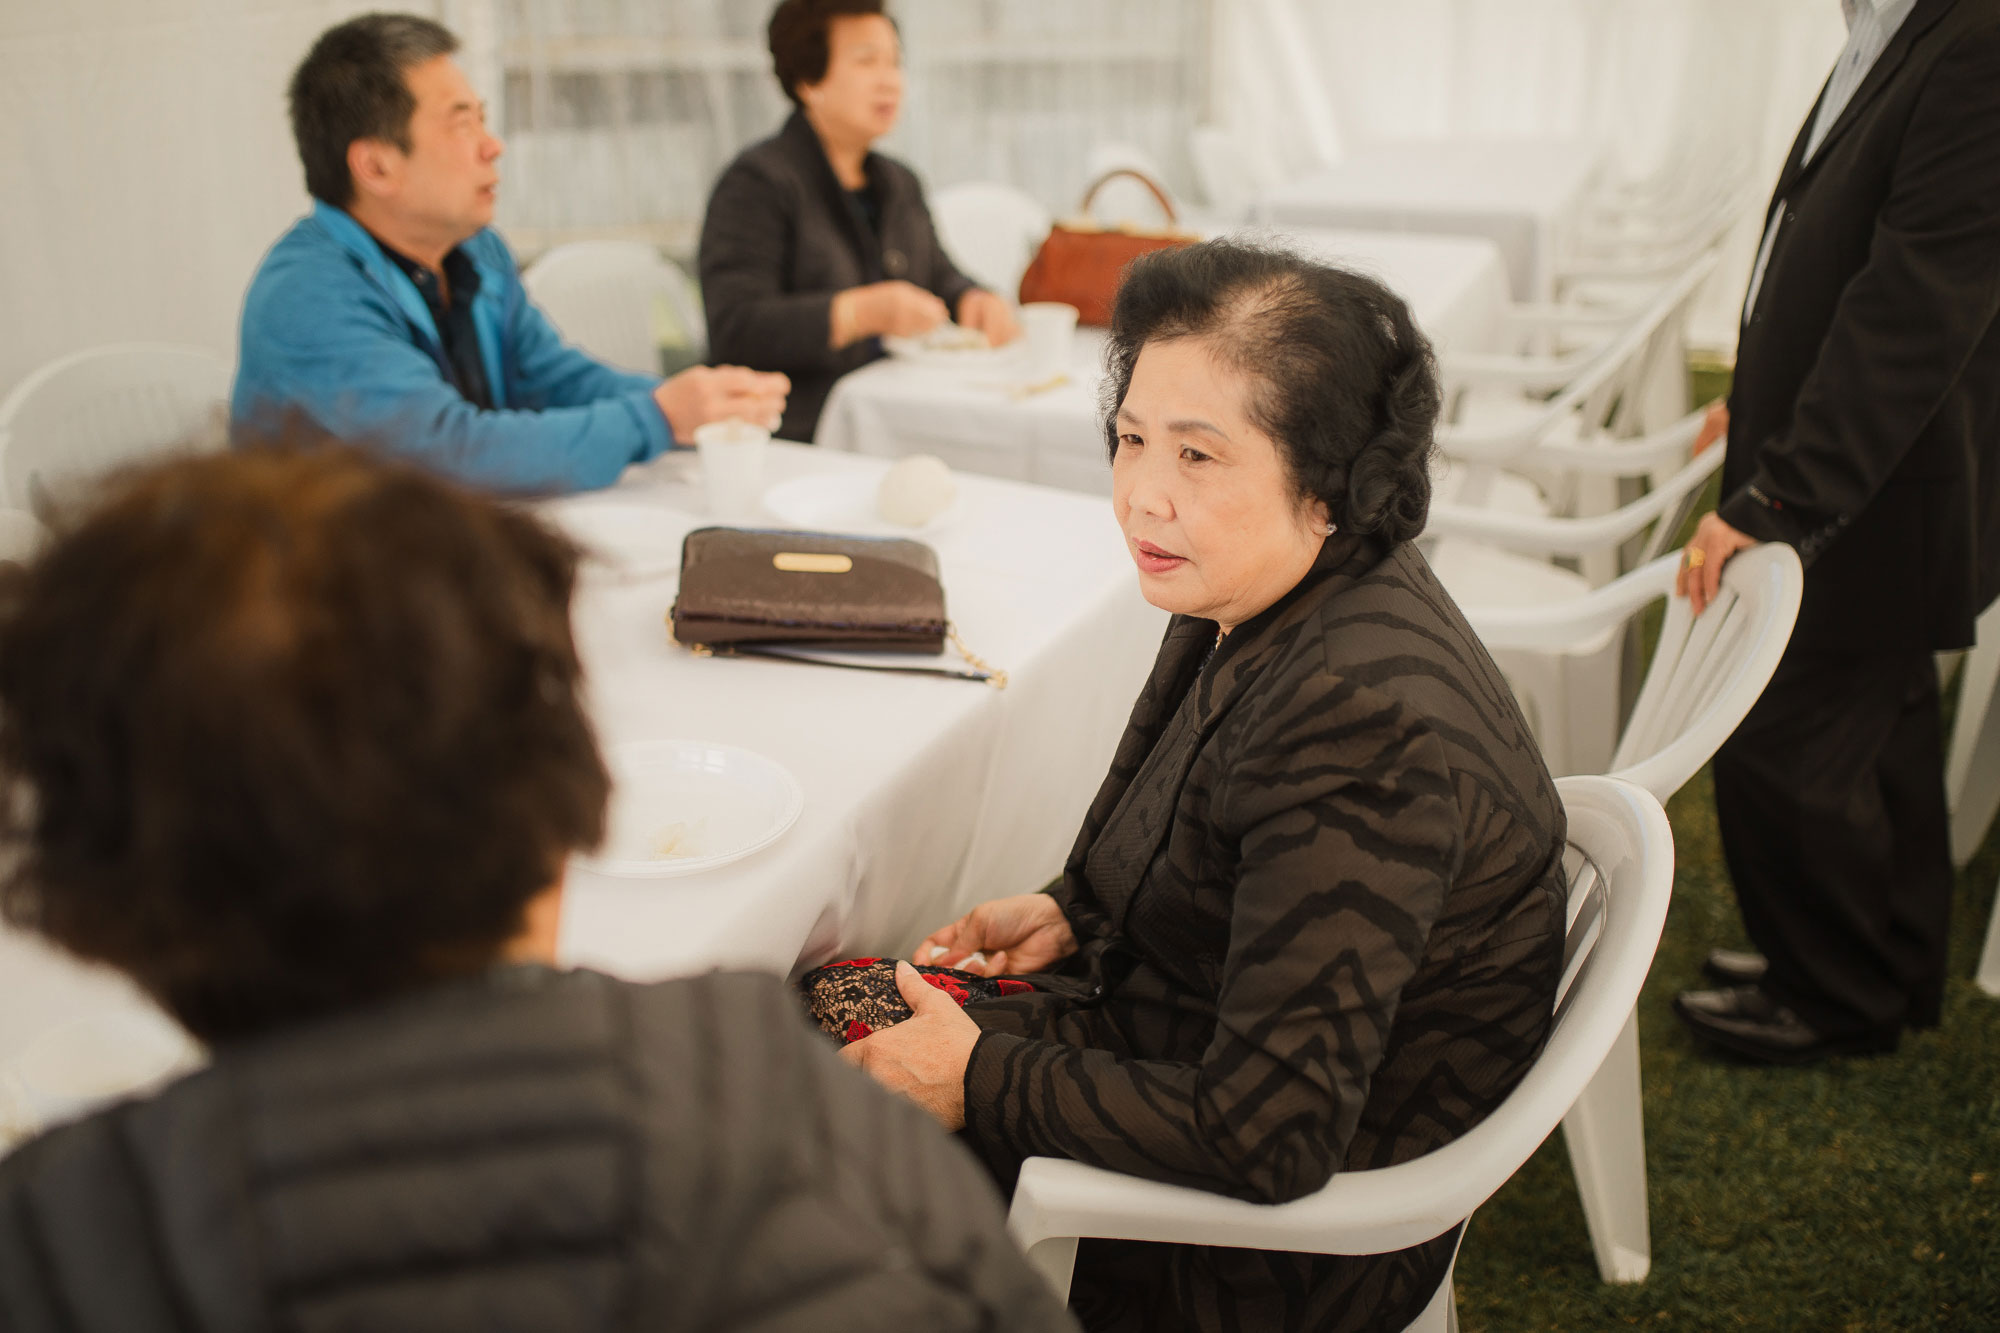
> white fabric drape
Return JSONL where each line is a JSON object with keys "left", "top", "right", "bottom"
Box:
{"left": 1212, "top": 0, "right": 1850, "bottom": 349}
{"left": 474, "top": 0, "right": 1212, "bottom": 260}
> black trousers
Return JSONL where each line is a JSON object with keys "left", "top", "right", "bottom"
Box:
{"left": 1711, "top": 647, "right": 1954, "bottom": 1035}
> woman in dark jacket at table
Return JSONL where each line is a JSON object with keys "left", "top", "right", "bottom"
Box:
{"left": 699, "top": 0, "right": 1019, "bottom": 443}
{"left": 0, "top": 446, "right": 1072, "bottom": 1332}
{"left": 842, "top": 239, "right": 1569, "bottom": 1333}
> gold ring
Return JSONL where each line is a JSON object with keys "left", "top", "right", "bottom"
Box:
{"left": 1685, "top": 547, "right": 1706, "bottom": 569}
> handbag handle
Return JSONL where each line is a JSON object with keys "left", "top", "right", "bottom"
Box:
{"left": 1078, "top": 168, "right": 1179, "bottom": 227}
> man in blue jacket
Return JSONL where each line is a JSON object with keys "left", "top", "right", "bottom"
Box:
{"left": 234, "top": 13, "right": 788, "bottom": 494}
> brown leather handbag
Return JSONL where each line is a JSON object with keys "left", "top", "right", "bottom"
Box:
{"left": 1017, "top": 168, "right": 1198, "bottom": 327}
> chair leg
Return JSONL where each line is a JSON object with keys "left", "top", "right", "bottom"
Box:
{"left": 1025, "top": 1235, "right": 1078, "bottom": 1303}
{"left": 1561, "top": 1007, "right": 1651, "bottom": 1282}
{"left": 1403, "top": 1256, "right": 1458, "bottom": 1333}
{"left": 1978, "top": 869, "right": 2000, "bottom": 999}
{"left": 1946, "top": 607, "right": 2000, "bottom": 865}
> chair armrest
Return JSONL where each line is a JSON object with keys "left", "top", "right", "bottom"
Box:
{"left": 1008, "top": 1155, "right": 1478, "bottom": 1259}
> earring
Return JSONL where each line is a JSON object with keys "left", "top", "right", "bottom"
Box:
{"left": 1318, "top": 521, "right": 1338, "bottom": 537}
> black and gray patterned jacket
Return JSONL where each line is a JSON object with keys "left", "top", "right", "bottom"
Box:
{"left": 963, "top": 533, "right": 1567, "bottom": 1333}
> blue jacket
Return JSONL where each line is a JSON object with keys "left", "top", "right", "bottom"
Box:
{"left": 232, "top": 203, "right": 674, "bottom": 494}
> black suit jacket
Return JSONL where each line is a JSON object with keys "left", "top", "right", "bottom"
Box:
{"left": 1720, "top": 0, "right": 2000, "bottom": 654}
{"left": 697, "top": 112, "right": 979, "bottom": 443}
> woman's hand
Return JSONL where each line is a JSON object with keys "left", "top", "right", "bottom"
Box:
{"left": 830, "top": 280, "right": 949, "bottom": 347}
{"left": 912, "top": 892, "right": 1076, "bottom": 977}
{"left": 840, "top": 961, "right": 980, "bottom": 1130}
{"left": 1676, "top": 511, "right": 1759, "bottom": 616}
{"left": 956, "top": 289, "right": 1022, "bottom": 346}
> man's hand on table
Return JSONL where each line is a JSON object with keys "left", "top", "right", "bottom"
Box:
{"left": 913, "top": 892, "right": 1076, "bottom": 978}
{"left": 654, "top": 365, "right": 790, "bottom": 439}
{"left": 840, "top": 961, "right": 980, "bottom": 1130}
{"left": 956, "top": 289, "right": 1022, "bottom": 347}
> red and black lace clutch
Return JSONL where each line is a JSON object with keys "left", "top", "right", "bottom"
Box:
{"left": 799, "top": 957, "right": 1036, "bottom": 1045}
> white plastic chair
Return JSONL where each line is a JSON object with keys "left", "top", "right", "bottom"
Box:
{"left": 521, "top": 240, "right": 706, "bottom": 376}
{"left": 0, "top": 344, "right": 232, "bottom": 516}
{"left": 1943, "top": 599, "right": 2000, "bottom": 866}
{"left": 930, "top": 181, "right": 1052, "bottom": 300}
{"left": 0, "top": 509, "right": 42, "bottom": 565}
{"left": 1436, "top": 251, "right": 1716, "bottom": 480}
{"left": 1462, "top": 543, "right": 1803, "bottom": 1282}
{"left": 1427, "top": 415, "right": 1729, "bottom": 774}
{"left": 1007, "top": 775, "right": 1675, "bottom": 1329}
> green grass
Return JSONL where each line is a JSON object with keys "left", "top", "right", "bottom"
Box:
{"left": 1452, "top": 769, "right": 2000, "bottom": 1331}
{"left": 1452, "top": 361, "right": 2000, "bottom": 1328}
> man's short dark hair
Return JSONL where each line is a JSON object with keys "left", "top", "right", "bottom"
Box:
{"left": 1102, "top": 239, "right": 1442, "bottom": 545}
{"left": 0, "top": 444, "right": 609, "bottom": 1042}
{"left": 289, "top": 12, "right": 459, "bottom": 206}
{"left": 767, "top": 0, "right": 889, "bottom": 107}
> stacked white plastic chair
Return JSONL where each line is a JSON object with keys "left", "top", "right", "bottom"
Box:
{"left": 0, "top": 344, "right": 232, "bottom": 515}
{"left": 521, "top": 240, "right": 706, "bottom": 375}
{"left": 1463, "top": 542, "right": 1804, "bottom": 1283}
{"left": 930, "top": 181, "right": 1053, "bottom": 301}
{"left": 1940, "top": 601, "right": 2000, "bottom": 995}
{"left": 1428, "top": 408, "right": 1728, "bottom": 775}
{"left": 1007, "top": 775, "right": 1675, "bottom": 1331}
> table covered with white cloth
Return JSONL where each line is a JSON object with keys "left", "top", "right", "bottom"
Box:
{"left": 815, "top": 227, "right": 1511, "bottom": 495}
{"left": 1254, "top": 141, "right": 1602, "bottom": 299}
{"left": 548, "top": 443, "right": 1165, "bottom": 980}
{"left": 0, "top": 444, "right": 1164, "bottom": 1151}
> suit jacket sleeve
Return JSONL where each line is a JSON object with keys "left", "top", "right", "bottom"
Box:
{"left": 1720, "top": 23, "right": 2000, "bottom": 553}
{"left": 699, "top": 161, "right": 859, "bottom": 377}
{"left": 964, "top": 668, "right": 1461, "bottom": 1205}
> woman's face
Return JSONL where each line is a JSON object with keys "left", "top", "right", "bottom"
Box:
{"left": 800, "top": 14, "right": 904, "bottom": 147}
{"left": 1112, "top": 337, "right": 1332, "bottom": 633}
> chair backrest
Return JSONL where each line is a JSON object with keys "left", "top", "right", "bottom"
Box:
{"left": 1425, "top": 409, "right": 1727, "bottom": 571}
{"left": 1227, "top": 775, "right": 1675, "bottom": 1254}
{"left": 1610, "top": 543, "right": 1802, "bottom": 799}
{"left": 521, "top": 240, "right": 705, "bottom": 375}
{"left": 931, "top": 181, "right": 1053, "bottom": 299}
{"left": 1437, "top": 249, "right": 1718, "bottom": 468}
{"left": 0, "top": 344, "right": 232, "bottom": 515}
{"left": 1465, "top": 544, "right": 1804, "bottom": 802}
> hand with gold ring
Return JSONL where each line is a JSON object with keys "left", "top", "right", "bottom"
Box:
{"left": 1675, "top": 512, "right": 1759, "bottom": 616}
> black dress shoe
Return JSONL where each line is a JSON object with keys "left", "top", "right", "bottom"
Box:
{"left": 1673, "top": 985, "right": 1898, "bottom": 1065}
{"left": 1701, "top": 948, "right": 1769, "bottom": 986}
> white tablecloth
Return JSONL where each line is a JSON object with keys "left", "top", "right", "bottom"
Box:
{"left": 817, "top": 227, "right": 1511, "bottom": 496}
{"left": 1, "top": 445, "right": 1164, "bottom": 1147}
{"left": 549, "top": 443, "right": 1165, "bottom": 980}
{"left": 1255, "top": 141, "right": 1603, "bottom": 299}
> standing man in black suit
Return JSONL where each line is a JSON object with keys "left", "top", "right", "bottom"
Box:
{"left": 1674, "top": 0, "right": 2000, "bottom": 1063}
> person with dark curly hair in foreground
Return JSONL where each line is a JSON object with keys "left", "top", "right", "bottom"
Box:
{"left": 0, "top": 446, "right": 1074, "bottom": 1332}
{"left": 842, "top": 240, "right": 1569, "bottom": 1332}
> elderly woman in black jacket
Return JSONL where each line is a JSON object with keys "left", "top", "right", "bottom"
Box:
{"left": 0, "top": 446, "right": 1072, "bottom": 1332}
{"left": 699, "top": 0, "right": 1020, "bottom": 442}
{"left": 842, "top": 240, "right": 1569, "bottom": 1333}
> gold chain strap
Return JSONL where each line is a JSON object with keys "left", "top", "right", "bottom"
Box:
{"left": 948, "top": 624, "right": 1009, "bottom": 690}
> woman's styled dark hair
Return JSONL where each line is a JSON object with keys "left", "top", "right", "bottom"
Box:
{"left": 768, "top": 0, "right": 890, "bottom": 106}
{"left": 0, "top": 446, "right": 609, "bottom": 1042}
{"left": 1102, "top": 239, "right": 1443, "bottom": 544}
{"left": 288, "top": 12, "right": 459, "bottom": 206}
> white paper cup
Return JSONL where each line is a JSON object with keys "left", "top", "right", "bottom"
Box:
{"left": 694, "top": 419, "right": 770, "bottom": 520}
{"left": 1020, "top": 302, "right": 1080, "bottom": 380}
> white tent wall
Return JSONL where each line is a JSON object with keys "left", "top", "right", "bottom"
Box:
{"left": 0, "top": 0, "right": 432, "bottom": 399}
{"left": 0, "top": 1, "right": 1867, "bottom": 398}
{"left": 1211, "top": 0, "right": 1851, "bottom": 354}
